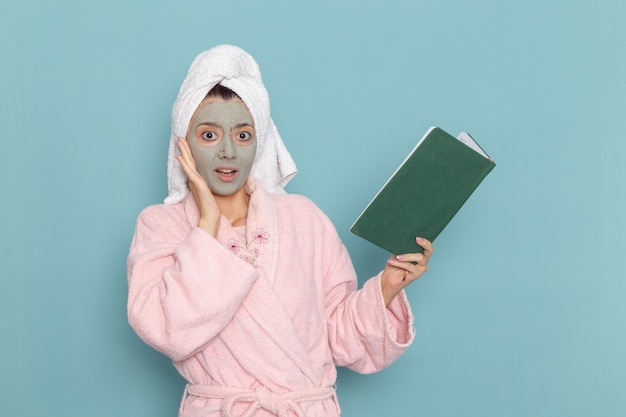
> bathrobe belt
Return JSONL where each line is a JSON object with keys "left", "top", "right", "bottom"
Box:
{"left": 184, "top": 383, "right": 336, "bottom": 417}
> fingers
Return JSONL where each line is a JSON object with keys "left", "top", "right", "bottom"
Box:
{"left": 380, "top": 237, "right": 434, "bottom": 305}
{"left": 176, "top": 137, "right": 197, "bottom": 172}
{"left": 176, "top": 137, "right": 206, "bottom": 190}
{"left": 386, "top": 237, "right": 434, "bottom": 278}
{"left": 393, "top": 253, "right": 425, "bottom": 265}
{"left": 416, "top": 237, "right": 434, "bottom": 260}
{"left": 176, "top": 138, "right": 216, "bottom": 208}
{"left": 394, "top": 237, "right": 433, "bottom": 265}
{"left": 388, "top": 254, "right": 428, "bottom": 274}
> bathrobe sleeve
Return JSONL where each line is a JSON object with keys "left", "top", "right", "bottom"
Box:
{"left": 315, "top": 204, "right": 416, "bottom": 374}
{"left": 326, "top": 270, "right": 415, "bottom": 373}
{"left": 127, "top": 204, "right": 259, "bottom": 361}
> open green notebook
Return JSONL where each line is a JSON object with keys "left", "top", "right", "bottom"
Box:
{"left": 350, "top": 126, "right": 496, "bottom": 255}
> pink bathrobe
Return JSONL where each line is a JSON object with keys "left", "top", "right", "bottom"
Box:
{"left": 127, "top": 178, "right": 415, "bottom": 417}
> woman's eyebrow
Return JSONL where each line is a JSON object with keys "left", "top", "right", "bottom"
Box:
{"left": 232, "top": 123, "right": 254, "bottom": 130}
{"left": 197, "top": 122, "right": 221, "bottom": 128}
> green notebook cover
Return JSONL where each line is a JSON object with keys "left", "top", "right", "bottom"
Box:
{"left": 350, "top": 126, "right": 496, "bottom": 255}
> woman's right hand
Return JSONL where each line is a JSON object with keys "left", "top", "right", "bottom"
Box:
{"left": 176, "top": 137, "right": 221, "bottom": 237}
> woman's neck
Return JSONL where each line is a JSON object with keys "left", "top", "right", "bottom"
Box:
{"left": 214, "top": 187, "right": 250, "bottom": 227}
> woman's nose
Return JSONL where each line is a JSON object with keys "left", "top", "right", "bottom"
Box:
{"left": 218, "top": 138, "right": 236, "bottom": 159}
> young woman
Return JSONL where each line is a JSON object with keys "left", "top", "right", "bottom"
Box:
{"left": 127, "top": 44, "right": 433, "bottom": 417}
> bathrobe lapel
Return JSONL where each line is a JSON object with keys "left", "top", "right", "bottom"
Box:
{"left": 184, "top": 179, "right": 319, "bottom": 386}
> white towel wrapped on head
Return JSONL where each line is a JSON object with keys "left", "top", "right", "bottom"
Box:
{"left": 165, "top": 44, "right": 297, "bottom": 204}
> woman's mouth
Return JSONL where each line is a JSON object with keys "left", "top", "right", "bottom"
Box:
{"left": 215, "top": 168, "right": 238, "bottom": 182}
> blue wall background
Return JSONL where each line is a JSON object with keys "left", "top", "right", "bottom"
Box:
{"left": 2, "top": 0, "right": 625, "bottom": 416}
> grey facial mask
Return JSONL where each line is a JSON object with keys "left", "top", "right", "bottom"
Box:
{"left": 187, "top": 99, "right": 257, "bottom": 196}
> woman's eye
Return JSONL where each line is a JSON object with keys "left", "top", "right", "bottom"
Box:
{"left": 237, "top": 132, "right": 251, "bottom": 141}
{"left": 201, "top": 131, "right": 217, "bottom": 141}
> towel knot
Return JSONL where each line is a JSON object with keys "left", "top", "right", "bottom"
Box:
{"left": 218, "top": 61, "right": 243, "bottom": 80}
{"left": 211, "top": 47, "right": 255, "bottom": 80}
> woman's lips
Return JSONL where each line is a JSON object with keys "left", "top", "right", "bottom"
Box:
{"left": 215, "top": 167, "right": 238, "bottom": 182}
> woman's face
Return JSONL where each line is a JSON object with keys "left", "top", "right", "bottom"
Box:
{"left": 187, "top": 97, "right": 257, "bottom": 196}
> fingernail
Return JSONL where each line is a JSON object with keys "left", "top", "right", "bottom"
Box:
{"left": 396, "top": 255, "right": 404, "bottom": 261}
{"left": 416, "top": 237, "right": 423, "bottom": 243}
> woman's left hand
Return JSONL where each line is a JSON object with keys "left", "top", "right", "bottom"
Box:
{"left": 380, "top": 237, "right": 433, "bottom": 307}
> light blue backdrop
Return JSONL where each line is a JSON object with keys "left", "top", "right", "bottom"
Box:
{"left": 2, "top": 0, "right": 625, "bottom": 416}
